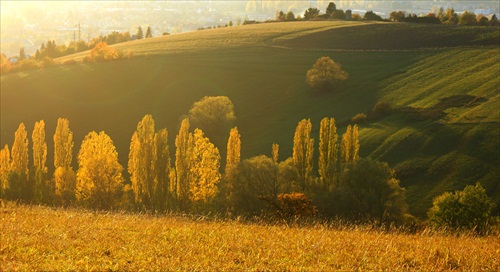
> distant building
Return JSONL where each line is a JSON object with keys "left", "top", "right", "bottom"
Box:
{"left": 346, "top": 9, "right": 352, "bottom": 20}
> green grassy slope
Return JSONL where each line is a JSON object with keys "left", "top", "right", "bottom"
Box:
{"left": 1, "top": 22, "right": 498, "bottom": 217}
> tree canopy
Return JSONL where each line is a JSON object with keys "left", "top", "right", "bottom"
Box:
{"left": 306, "top": 56, "right": 348, "bottom": 91}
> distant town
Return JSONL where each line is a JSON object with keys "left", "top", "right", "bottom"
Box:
{"left": 1, "top": 1, "right": 498, "bottom": 57}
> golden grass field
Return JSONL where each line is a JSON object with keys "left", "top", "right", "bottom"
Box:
{"left": 1, "top": 201, "right": 498, "bottom": 271}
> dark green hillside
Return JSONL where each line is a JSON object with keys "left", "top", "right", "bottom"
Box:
{"left": 276, "top": 23, "right": 500, "bottom": 50}
{"left": 1, "top": 22, "right": 498, "bottom": 217}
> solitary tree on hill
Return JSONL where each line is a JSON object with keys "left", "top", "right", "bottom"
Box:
{"left": 306, "top": 56, "right": 348, "bottom": 91}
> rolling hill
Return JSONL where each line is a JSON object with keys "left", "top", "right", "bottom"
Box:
{"left": 1, "top": 21, "right": 498, "bottom": 217}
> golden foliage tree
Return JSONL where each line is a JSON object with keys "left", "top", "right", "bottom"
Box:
{"left": 175, "top": 118, "right": 190, "bottom": 209}
{"left": 340, "top": 125, "right": 360, "bottom": 170}
{"left": 272, "top": 143, "right": 279, "bottom": 163}
{"left": 76, "top": 131, "right": 124, "bottom": 209}
{"left": 154, "top": 128, "right": 171, "bottom": 211}
{"left": 224, "top": 127, "right": 241, "bottom": 209}
{"left": 306, "top": 56, "right": 348, "bottom": 91}
{"left": 187, "top": 129, "right": 221, "bottom": 204}
{"left": 11, "top": 123, "right": 30, "bottom": 199}
{"left": 188, "top": 96, "right": 236, "bottom": 149}
{"left": 129, "top": 115, "right": 156, "bottom": 209}
{"left": 293, "top": 119, "right": 314, "bottom": 191}
{"left": 318, "top": 117, "right": 338, "bottom": 189}
{"left": 0, "top": 53, "right": 12, "bottom": 74}
{"left": 32, "top": 120, "right": 49, "bottom": 202}
{"left": 53, "top": 118, "right": 76, "bottom": 205}
{"left": 0, "top": 145, "right": 11, "bottom": 197}
{"left": 88, "top": 41, "right": 118, "bottom": 61}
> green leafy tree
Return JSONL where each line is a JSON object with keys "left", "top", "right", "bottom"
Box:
{"left": 76, "top": 131, "right": 124, "bottom": 209}
{"left": 11, "top": 123, "right": 30, "bottom": 200}
{"left": 331, "top": 9, "right": 346, "bottom": 20}
{"left": 293, "top": 119, "right": 314, "bottom": 191}
{"left": 458, "top": 11, "right": 477, "bottom": 25}
{"left": 285, "top": 11, "right": 296, "bottom": 21}
{"left": 337, "top": 158, "right": 409, "bottom": 225}
{"left": 304, "top": 7, "right": 320, "bottom": 20}
{"left": 318, "top": 117, "right": 338, "bottom": 189}
{"left": 53, "top": 118, "right": 76, "bottom": 205}
{"left": 428, "top": 182, "right": 495, "bottom": 233}
{"left": 326, "top": 2, "right": 337, "bottom": 16}
{"left": 364, "top": 11, "right": 383, "bottom": 21}
{"left": 233, "top": 155, "right": 281, "bottom": 214}
{"left": 188, "top": 96, "right": 236, "bottom": 150}
{"left": 306, "top": 56, "right": 348, "bottom": 91}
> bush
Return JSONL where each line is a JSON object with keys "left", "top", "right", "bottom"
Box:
{"left": 351, "top": 113, "right": 367, "bottom": 123}
{"left": 276, "top": 193, "right": 317, "bottom": 220}
{"left": 372, "top": 102, "right": 392, "bottom": 117}
{"left": 428, "top": 182, "right": 495, "bottom": 234}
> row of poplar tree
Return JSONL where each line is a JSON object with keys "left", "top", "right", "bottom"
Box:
{"left": 0, "top": 114, "right": 408, "bottom": 222}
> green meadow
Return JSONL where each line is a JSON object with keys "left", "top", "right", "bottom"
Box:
{"left": 1, "top": 21, "right": 498, "bottom": 217}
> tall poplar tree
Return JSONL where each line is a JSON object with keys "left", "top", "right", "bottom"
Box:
{"left": 153, "top": 128, "right": 171, "bottom": 211}
{"left": 318, "top": 117, "right": 338, "bottom": 189}
{"left": 53, "top": 118, "right": 76, "bottom": 205}
{"left": 11, "top": 123, "right": 30, "bottom": 200}
{"left": 187, "top": 129, "right": 221, "bottom": 204}
{"left": 129, "top": 115, "right": 155, "bottom": 209}
{"left": 32, "top": 120, "right": 49, "bottom": 202}
{"left": 175, "top": 118, "right": 190, "bottom": 209}
{"left": 0, "top": 145, "right": 11, "bottom": 198}
{"left": 76, "top": 131, "right": 123, "bottom": 209}
{"left": 292, "top": 119, "right": 314, "bottom": 191}
{"left": 340, "top": 124, "right": 360, "bottom": 170}
{"left": 225, "top": 127, "right": 241, "bottom": 209}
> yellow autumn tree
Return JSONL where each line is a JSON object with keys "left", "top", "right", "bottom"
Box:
{"left": 76, "top": 131, "right": 124, "bottom": 209}
{"left": 31, "top": 120, "right": 49, "bottom": 203}
{"left": 318, "top": 117, "right": 338, "bottom": 189}
{"left": 293, "top": 119, "right": 314, "bottom": 191}
{"left": 340, "top": 124, "right": 360, "bottom": 170}
{"left": 53, "top": 118, "right": 76, "bottom": 205}
{"left": 224, "top": 127, "right": 241, "bottom": 210}
{"left": 11, "top": 123, "right": 30, "bottom": 200}
{"left": 129, "top": 115, "right": 156, "bottom": 209}
{"left": 88, "top": 41, "right": 118, "bottom": 61}
{"left": 153, "top": 128, "right": 171, "bottom": 211}
{"left": 175, "top": 118, "right": 191, "bottom": 210}
{"left": 0, "top": 145, "right": 11, "bottom": 198}
{"left": 187, "top": 129, "right": 221, "bottom": 205}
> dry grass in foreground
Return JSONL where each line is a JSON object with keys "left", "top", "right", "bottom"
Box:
{"left": 1, "top": 201, "right": 499, "bottom": 271}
